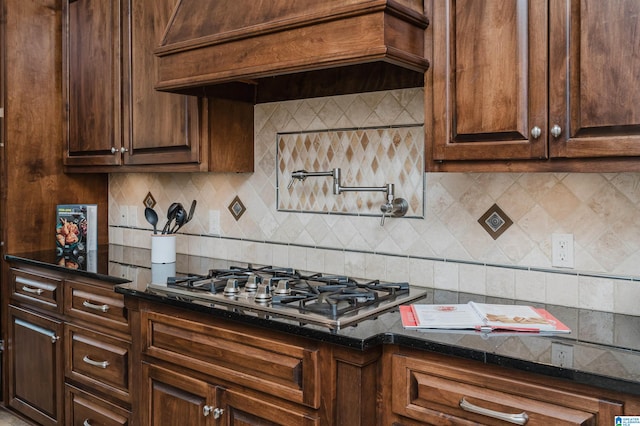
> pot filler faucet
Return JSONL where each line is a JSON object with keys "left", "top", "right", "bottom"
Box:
{"left": 288, "top": 168, "right": 408, "bottom": 226}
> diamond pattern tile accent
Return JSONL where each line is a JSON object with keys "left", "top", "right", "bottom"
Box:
{"left": 228, "top": 196, "right": 246, "bottom": 221}
{"left": 478, "top": 204, "right": 513, "bottom": 240}
{"left": 143, "top": 192, "right": 156, "bottom": 209}
{"left": 277, "top": 126, "right": 424, "bottom": 216}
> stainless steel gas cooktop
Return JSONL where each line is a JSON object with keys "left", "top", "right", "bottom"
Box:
{"left": 146, "top": 264, "right": 427, "bottom": 332}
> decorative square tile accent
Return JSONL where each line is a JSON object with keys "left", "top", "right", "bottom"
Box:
{"left": 277, "top": 126, "right": 424, "bottom": 217}
{"left": 478, "top": 204, "right": 513, "bottom": 240}
{"left": 228, "top": 196, "right": 246, "bottom": 221}
{"left": 143, "top": 192, "right": 156, "bottom": 209}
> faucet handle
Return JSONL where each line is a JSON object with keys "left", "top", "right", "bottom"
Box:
{"left": 379, "top": 198, "right": 408, "bottom": 226}
{"left": 288, "top": 170, "right": 308, "bottom": 189}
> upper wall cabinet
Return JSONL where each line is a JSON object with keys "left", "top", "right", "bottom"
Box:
{"left": 428, "top": 0, "right": 640, "bottom": 172}
{"left": 62, "top": 0, "right": 253, "bottom": 173}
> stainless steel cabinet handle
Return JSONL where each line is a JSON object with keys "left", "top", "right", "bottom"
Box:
{"left": 22, "top": 285, "right": 44, "bottom": 295}
{"left": 530, "top": 126, "right": 541, "bottom": 139}
{"left": 550, "top": 124, "right": 562, "bottom": 138}
{"left": 203, "top": 405, "right": 224, "bottom": 419}
{"left": 82, "top": 355, "right": 110, "bottom": 369}
{"left": 83, "top": 420, "right": 92, "bottom": 426}
{"left": 82, "top": 300, "right": 110, "bottom": 313}
{"left": 459, "top": 397, "right": 529, "bottom": 425}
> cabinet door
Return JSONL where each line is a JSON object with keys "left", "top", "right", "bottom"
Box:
{"left": 8, "top": 305, "right": 64, "bottom": 426}
{"left": 549, "top": 0, "right": 640, "bottom": 158}
{"left": 143, "top": 363, "right": 218, "bottom": 426}
{"left": 63, "top": 0, "right": 123, "bottom": 167}
{"left": 123, "top": 0, "right": 202, "bottom": 166}
{"left": 432, "top": 0, "right": 548, "bottom": 161}
{"left": 221, "top": 388, "right": 320, "bottom": 426}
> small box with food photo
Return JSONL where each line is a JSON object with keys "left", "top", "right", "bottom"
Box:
{"left": 55, "top": 204, "right": 97, "bottom": 271}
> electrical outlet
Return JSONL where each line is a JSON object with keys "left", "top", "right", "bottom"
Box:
{"left": 551, "top": 342, "right": 574, "bottom": 368}
{"left": 209, "top": 210, "right": 220, "bottom": 235}
{"left": 552, "top": 233, "right": 574, "bottom": 268}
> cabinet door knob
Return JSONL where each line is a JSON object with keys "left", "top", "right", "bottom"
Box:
{"left": 551, "top": 124, "right": 562, "bottom": 138}
{"left": 203, "top": 405, "right": 224, "bottom": 419}
{"left": 111, "top": 147, "right": 117, "bottom": 154}
{"left": 120, "top": 146, "right": 128, "bottom": 153}
{"left": 530, "top": 126, "right": 541, "bottom": 139}
{"left": 51, "top": 335, "right": 60, "bottom": 344}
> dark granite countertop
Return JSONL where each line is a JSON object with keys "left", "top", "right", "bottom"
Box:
{"left": 6, "top": 245, "right": 640, "bottom": 396}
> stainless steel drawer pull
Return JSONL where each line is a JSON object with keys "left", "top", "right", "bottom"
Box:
{"left": 459, "top": 397, "right": 529, "bottom": 425}
{"left": 83, "top": 420, "right": 92, "bottom": 426}
{"left": 82, "top": 355, "right": 110, "bottom": 369}
{"left": 22, "top": 285, "right": 44, "bottom": 295}
{"left": 82, "top": 300, "right": 110, "bottom": 313}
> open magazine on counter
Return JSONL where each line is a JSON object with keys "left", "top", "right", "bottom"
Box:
{"left": 400, "top": 302, "right": 571, "bottom": 334}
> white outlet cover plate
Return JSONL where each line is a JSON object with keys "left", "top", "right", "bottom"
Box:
{"left": 552, "top": 233, "right": 574, "bottom": 268}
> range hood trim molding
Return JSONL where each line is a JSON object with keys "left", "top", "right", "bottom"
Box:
{"left": 155, "top": 1, "right": 429, "bottom": 57}
{"left": 155, "top": 0, "right": 429, "bottom": 96}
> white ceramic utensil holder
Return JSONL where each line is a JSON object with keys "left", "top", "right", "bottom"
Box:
{"left": 151, "top": 262, "right": 176, "bottom": 285}
{"left": 151, "top": 234, "right": 176, "bottom": 264}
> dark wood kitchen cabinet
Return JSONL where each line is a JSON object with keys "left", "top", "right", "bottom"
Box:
{"left": 5, "top": 263, "right": 132, "bottom": 425}
{"left": 7, "top": 305, "right": 64, "bottom": 426}
{"left": 383, "top": 346, "right": 637, "bottom": 425}
{"left": 129, "top": 298, "right": 380, "bottom": 425}
{"left": 428, "top": 0, "right": 640, "bottom": 172}
{"left": 62, "top": 0, "right": 253, "bottom": 173}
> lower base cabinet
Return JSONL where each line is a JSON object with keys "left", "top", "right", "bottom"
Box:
{"left": 4, "top": 264, "right": 132, "bottom": 425}
{"left": 130, "top": 299, "right": 378, "bottom": 425}
{"left": 385, "top": 347, "right": 632, "bottom": 426}
{"left": 144, "top": 363, "right": 319, "bottom": 425}
{"left": 7, "top": 305, "right": 64, "bottom": 426}
{"left": 127, "top": 299, "right": 639, "bottom": 425}
{"left": 65, "top": 384, "right": 130, "bottom": 426}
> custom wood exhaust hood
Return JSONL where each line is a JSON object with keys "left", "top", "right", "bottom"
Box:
{"left": 154, "top": 0, "right": 429, "bottom": 103}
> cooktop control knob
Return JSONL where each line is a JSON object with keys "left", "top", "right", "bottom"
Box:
{"left": 273, "top": 279, "right": 291, "bottom": 295}
{"left": 223, "top": 279, "right": 240, "bottom": 296}
{"left": 254, "top": 282, "right": 272, "bottom": 303}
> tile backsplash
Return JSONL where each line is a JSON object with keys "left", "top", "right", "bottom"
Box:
{"left": 277, "top": 126, "right": 424, "bottom": 216}
{"left": 109, "top": 88, "right": 640, "bottom": 316}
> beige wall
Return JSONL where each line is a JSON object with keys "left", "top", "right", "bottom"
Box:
{"left": 109, "top": 88, "right": 640, "bottom": 315}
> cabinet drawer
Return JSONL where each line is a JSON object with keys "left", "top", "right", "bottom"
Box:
{"left": 142, "top": 310, "right": 320, "bottom": 408}
{"left": 11, "top": 268, "right": 62, "bottom": 312}
{"left": 65, "top": 384, "right": 130, "bottom": 426}
{"left": 64, "top": 279, "right": 129, "bottom": 334}
{"left": 65, "top": 324, "right": 131, "bottom": 404}
{"left": 391, "top": 354, "right": 623, "bottom": 425}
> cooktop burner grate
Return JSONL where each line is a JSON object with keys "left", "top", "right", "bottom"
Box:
{"left": 148, "top": 264, "right": 427, "bottom": 331}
